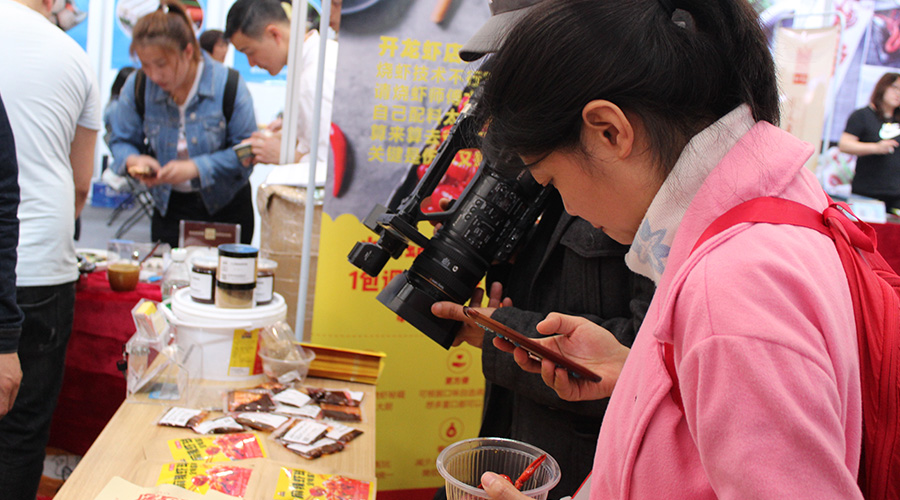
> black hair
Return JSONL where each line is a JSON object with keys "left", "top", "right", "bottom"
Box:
{"left": 225, "top": 0, "right": 289, "bottom": 39}
{"left": 476, "top": 0, "right": 779, "bottom": 174}
{"left": 199, "top": 29, "right": 226, "bottom": 54}
{"left": 110, "top": 66, "right": 136, "bottom": 100}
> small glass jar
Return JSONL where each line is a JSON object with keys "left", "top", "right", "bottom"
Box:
{"left": 216, "top": 244, "right": 258, "bottom": 309}
{"left": 190, "top": 258, "right": 217, "bottom": 304}
{"left": 255, "top": 258, "right": 278, "bottom": 305}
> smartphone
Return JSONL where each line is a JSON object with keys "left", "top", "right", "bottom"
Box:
{"left": 232, "top": 142, "right": 254, "bottom": 164}
{"left": 463, "top": 307, "right": 602, "bottom": 382}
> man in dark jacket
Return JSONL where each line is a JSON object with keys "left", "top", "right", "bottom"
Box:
{"left": 434, "top": 188, "right": 653, "bottom": 498}
{"left": 430, "top": 1, "right": 654, "bottom": 497}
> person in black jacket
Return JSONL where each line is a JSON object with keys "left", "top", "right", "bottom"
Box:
{"left": 0, "top": 92, "right": 23, "bottom": 421}
{"left": 433, "top": 188, "right": 653, "bottom": 498}
{"left": 430, "top": 4, "right": 654, "bottom": 497}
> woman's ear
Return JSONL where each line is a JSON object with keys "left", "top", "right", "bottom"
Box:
{"left": 582, "top": 100, "right": 634, "bottom": 159}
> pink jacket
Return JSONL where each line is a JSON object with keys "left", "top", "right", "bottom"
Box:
{"left": 591, "top": 123, "right": 863, "bottom": 498}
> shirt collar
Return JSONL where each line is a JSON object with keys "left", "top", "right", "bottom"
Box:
{"left": 625, "top": 105, "right": 755, "bottom": 284}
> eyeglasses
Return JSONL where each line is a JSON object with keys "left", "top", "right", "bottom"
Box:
{"left": 887, "top": 84, "right": 900, "bottom": 93}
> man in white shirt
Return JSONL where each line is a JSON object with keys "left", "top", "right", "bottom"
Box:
{"left": 225, "top": 0, "right": 338, "bottom": 167}
{"left": 0, "top": 0, "right": 99, "bottom": 497}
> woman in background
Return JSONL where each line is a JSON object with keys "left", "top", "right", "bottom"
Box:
{"left": 839, "top": 72, "right": 900, "bottom": 213}
{"left": 107, "top": 0, "right": 257, "bottom": 247}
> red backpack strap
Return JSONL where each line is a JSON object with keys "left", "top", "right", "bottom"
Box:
{"left": 668, "top": 196, "right": 900, "bottom": 499}
{"left": 666, "top": 198, "right": 829, "bottom": 412}
{"left": 691, "top": 197, "right": 830, "bottom": 254}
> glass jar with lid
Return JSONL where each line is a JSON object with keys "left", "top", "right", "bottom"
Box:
{"left": 255, "top": 258, "right": 278, "bottom": 305}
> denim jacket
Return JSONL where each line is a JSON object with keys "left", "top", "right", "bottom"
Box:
{"left": 108, "top": 52, "right": 257, "bottom": 216}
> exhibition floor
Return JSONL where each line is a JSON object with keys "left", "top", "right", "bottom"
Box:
{"left": 77, "top": 201, "right": 152, "bottom": 250}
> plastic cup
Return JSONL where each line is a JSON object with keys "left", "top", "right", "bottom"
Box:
{"left": 436, "top": 437, "right": 561, "bottom": 500}
{"left": 108, "top": 262, "right": 141, "bottom": 292}
{"left": 259, "top": 345, "right": 316, "bottom": 382}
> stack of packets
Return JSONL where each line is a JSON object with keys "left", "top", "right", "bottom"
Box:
{"left": 157, "top": 382, "right": 365, "bottom": 462}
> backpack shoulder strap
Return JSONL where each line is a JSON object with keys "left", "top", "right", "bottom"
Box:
{"left": 691, "top": 197, "right": 830, "bottom": 254}
{"left": 667, "top": 196, "right": 900, "bottom": 498}
{"left": 223, "top": 68, "right": 239, "bottom": 122}
{"left": 134, "top": 69, "right": 146, "bottom": 121}
{"left": 667, "top": 196, "right": 834, "bottom": 415}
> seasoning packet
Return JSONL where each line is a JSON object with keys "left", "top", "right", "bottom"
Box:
{"left": 275, "top": 418, "right": 331, "bottom": 446}
{"left": 158, "top": 407, "right": 208, "bottom": 429}
{"left": 274, "top": 467, "right": 374, "bottom": 500}
{"left": 306, "top": 388, "right": 364, "bottom": 407}
{"left": 157, "top": 462, "right": 253, "bottom": 497}
{"left": 325, "top": 422, "right": 363, "bottom": 443}
{"left": 255, "top": 381, "right": 288, "bottom": 392}
{"left": 192, "top": 416, "right": 245, "bottom": 435}
{"left": 167, "top": 433, "right": 266, "bottom": 462}
{"left": 225, "top": 389, "right": 276, "bottom": 412}
{"left": 271, "top": 388, "right": 312, "bottom": 408}
{"left": 234, "top": 412, "right": 290, "bottom": 432}
{"left": 274, "top": 403, "right": 323, "bottom": 420}
{"left": 320, "top": 403, "right": 363, "bottom": 422}
{"left": 284, "top": 437, "right": 345, "bottom": 460}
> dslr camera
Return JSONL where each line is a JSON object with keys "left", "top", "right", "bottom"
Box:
{"left": 347, "top": 105, "right": 550, "bottom": 349}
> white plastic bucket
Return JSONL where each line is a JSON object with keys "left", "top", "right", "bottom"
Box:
{"left": 170, "top": 288, "right": 287, "bottom": 381}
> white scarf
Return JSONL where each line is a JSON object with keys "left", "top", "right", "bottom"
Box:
{"left": 625, "top": 105, "right": 756, "bottom": 284}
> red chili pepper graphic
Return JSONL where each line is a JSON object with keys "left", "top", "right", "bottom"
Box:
{"left": 330, "top": 123, "right": 347, "bottom": 197}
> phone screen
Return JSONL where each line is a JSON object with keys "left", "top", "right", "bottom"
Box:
{"left": 463, "top": 307, "right": 602, "bottom": 382}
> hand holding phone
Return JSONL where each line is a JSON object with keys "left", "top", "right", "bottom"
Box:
{"left": 463, "top": 307, "right": 602, "bottom": 382}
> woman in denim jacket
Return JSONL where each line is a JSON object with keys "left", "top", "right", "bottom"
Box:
{"left": 108, "top": 0, "right": 257, "bottom": 246}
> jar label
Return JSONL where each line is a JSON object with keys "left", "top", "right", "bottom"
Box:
{"left": 190, "top": 271, "right": 214, "bottom": 301}
{"left": 218, "top": 255, "right": 256, "bottom": 285}
{"left": 255, "top": 275, "right": 274, "bottom": 303}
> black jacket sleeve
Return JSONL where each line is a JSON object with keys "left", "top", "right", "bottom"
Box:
{"left": 482, "top": 270, "right": 654, "bottom": 417}
{"left": 0, "top": 92, "right": 22, "bottom": 354}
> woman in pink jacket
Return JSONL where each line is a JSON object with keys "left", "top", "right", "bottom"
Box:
{"left": 470, "top": 0, "right": 863, "bottom": 498}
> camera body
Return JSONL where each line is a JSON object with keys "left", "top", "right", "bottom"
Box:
{"left": 348, "top": 109, "right": 549, "bottom": 348}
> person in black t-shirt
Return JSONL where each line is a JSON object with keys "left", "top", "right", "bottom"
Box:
{"left": 839, "top": 72, "right": 900, "bottom": 212}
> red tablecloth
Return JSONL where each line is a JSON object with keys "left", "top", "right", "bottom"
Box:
{"left": 47, "top": 271, "right": 161, "bottom": 455}
{"left": 873, "top": 221, "right": 900, "bottom": 275}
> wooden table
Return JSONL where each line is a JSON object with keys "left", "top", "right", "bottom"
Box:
{"left": 53, "top": 377, "right": 376, "bottom": 499}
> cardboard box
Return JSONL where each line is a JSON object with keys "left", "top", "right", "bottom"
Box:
{"left": 257, "top": 184, "right": 322, "bottom": 339}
